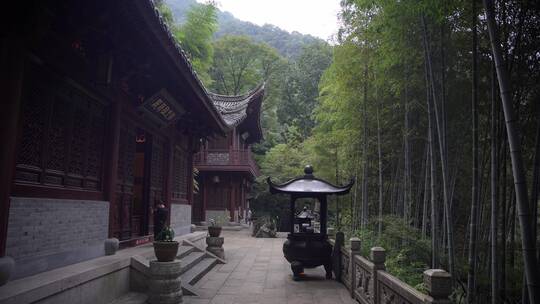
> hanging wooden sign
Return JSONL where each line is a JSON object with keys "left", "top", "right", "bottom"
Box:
{"left": 138, "top": 88, "right": 185, "bottom": 128}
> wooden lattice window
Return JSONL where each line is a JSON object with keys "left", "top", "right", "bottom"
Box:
{"left": 172, "top": 145, "right": 188, "bottom": 201}
{"left": 15, "top": 64, "right": 107, "bottom": 191}
{"left": 149, "top": 136, "right": 165, "bottom": 204}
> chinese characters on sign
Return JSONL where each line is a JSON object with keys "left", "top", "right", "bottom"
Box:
{"left": 138, "top": 89, "right": 185, "bottom": 128}
{"left": 150, "top": 98, "right": 176, "bottom": 121}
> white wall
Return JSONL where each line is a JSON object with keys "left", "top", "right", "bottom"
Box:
{"left": 170, "top": 204, "right": 191, "bottom": 236}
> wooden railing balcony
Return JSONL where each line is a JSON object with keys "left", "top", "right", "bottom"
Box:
{"left": 193, "top": 149, "right": 260, "bottom": 177}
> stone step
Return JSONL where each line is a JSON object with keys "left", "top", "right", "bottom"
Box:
{"left": 177, "top": 245, "right": 196, "bottom": 259}
{"left": 180, "top": 251, "right": 206, "bottom": 274}
{"left": 109, "top": 292, "right": 147, "bottom": 304}
{"left": 181, "top": 257, "right": 218, "bottom": 285}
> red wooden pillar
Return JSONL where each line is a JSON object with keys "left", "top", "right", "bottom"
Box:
{"left": 0, "top": 40, "right": 24, "bottom": 256}
{"left": 229, "top": 177, "right": 235, "bottom": 221}
{"left": 202, "top": 175, "right": 207, "bottom": 221}
{"left": 104, "top": 96, "right": 121, "bottom": 238}
{"left": 241, "top": 179, "right": 245, "bottom": 212}
{"left": 230, "top": 130, "right": 235, "bottom": 164}
{"left": 165, "top": 135, "right": 174, "bottom": 225}
{"left": 187, "top": 137, "right": 194, "bottom": 205}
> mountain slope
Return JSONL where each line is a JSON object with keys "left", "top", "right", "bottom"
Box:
{"left": 165, "top": 0, "right": 325, "bottom": 58}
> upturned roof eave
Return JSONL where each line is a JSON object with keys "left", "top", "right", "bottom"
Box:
{"left": 209, "top": 83, "right": 266, "bottom": 141}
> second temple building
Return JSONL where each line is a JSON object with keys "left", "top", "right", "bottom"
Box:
{"left": 193, "top": 85, "right": 264, "bottom": 223}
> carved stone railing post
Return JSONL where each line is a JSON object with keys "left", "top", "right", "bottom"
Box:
{"left": 424, "top": 269, "right": 452, "bottom": 304}
{"left": 349, "top": 238, "right": 361, "bottom": 297}
{"left": 370, "top": 247, "right": 386, "bottom": 304}
{"left": 327, "top": 227, "right": 335, "bottom": 239}
{"left": 332, "top": 231, "right": 344, "bottom": 282}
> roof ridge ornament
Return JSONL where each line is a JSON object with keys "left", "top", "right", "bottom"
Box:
{"left": 267, "top": 165, "right": 354, "bottom": 196}
{"left": 304, "top": 165, "right": 314, "bottom": 179}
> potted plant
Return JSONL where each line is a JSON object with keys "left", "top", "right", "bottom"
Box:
{"left": 208, "top": 211, "right": 230, "bottom": 237}
{"left": 153, "top": 226, "right": 179, "bottom": 262}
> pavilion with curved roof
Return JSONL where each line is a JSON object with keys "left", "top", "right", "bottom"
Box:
{"left": 193, "top": 84, "right": 266, "bottom": 223}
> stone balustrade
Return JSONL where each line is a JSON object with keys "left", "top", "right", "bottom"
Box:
{"left": 329, "top": 233, "right": 452, "bottom": 304}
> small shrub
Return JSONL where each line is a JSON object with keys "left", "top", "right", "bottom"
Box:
{"left": 155, "top": 226, "right": 175, "bottom": 242}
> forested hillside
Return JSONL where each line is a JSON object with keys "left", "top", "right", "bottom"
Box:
{"left": 165, "top": 0, "right": 323, "bottom": 58}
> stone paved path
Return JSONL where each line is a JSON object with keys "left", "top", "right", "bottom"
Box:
{"left": 184, "top": 230, "right": 355, "bottom": 304}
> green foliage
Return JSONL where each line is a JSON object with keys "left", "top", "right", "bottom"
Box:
{"left": 209, "top": 210, "right": 230, "bottom": 227}
{"left": 210, "top": 35, "right": 284, "bottom": 95}
{"left": 157, "top": 1, "right": 218, "bottom": 84}
{"left": 353, "top": 216, "right": 431, "bottom": 288}
{"left": 155, "top": 226, "right": 175, "bottom": 242}
{"left": 252, "top": 216, "right": 277, "bottom": 238}
{"left": 276, "top": 41, "right": 333, "bottom": 139}
{"left": 164, "top": 0, "right": 326, "bottom": 59}
{"left": 174, "top": 2, "right": 218, "bottom": 84}
{"left": 156, "top": 0, "right": 176, "bottom": 27}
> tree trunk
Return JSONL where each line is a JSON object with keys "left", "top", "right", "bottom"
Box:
{"left": 421, "top": 14, "right": 455, "bottom": 280}
{"left": 361, "top": 64, "right": 369, "bottom": 230}
{"left": 404, "top": 78, "right": 411, "bottom": 222}
{"left": 335, "top": 147, "right": 340, "bottom": 230}
{"left": 490, "top": 63, "right": 499, "bottom": 304}
{"left": 467, "top": 1, "right": 480, "bottom": 301}
{"left": 424, "top": 52, "right": 438, "bottom": 268}
{"left": 422, "top": 145, "right": 430, "bottom": 239}
{"left": 352, "top": 150, "right": 361, "bottom": 231}
{"left": 500, "top": 129, "right": 507, "bottom": 301}
{"left": 483, "top": 0, "right": 540, "bottom": 301}
{"left": 531, "top": 109, "right": 540, "bottom": 288}
{"left": 377, "top": 95, "right": 384, "bottom": 237}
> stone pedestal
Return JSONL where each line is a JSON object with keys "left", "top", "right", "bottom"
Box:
{"left": 148, "top": 260, "right": 183, "bottom": 304}
{"left": 104, "top": 238, "right": 119, "bottom": 255}
{"left": 424, "top": 269, "right": 452, "bottom": 304}
{"left": 206, "top": 236, "right": 224, "bottom": 259}
{"left": 370, "top": 247, "right": 386, "bottom": 270}
{"left": 0, "top": 256, "right": 14, "bottom": 286}
{"left": 327, "top": 227, "right": 335, "bottom": 239}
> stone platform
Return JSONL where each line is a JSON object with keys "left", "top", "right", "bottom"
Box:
{"left": 184, "top": 230, "right": 355, "bottom": 304}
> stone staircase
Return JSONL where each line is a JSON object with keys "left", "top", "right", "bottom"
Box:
{"left": 108, "top": 239, "right": 224, "bottom": 304}
{"left": 192, "top": 221, "right": 250, "bottom": 233}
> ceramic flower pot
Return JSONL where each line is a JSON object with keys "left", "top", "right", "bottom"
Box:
{"left": 153, "top": 241, "right": 179, "bottom": 262}
{"left": 208, "top": 226, "right": 222, "bottom": 237}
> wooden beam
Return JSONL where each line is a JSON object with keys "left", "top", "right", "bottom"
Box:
{"left": 0, "top": 39, "right": 24, "bottom": 256}
{"left": 202, "top": 175, "right": 207, "bottom": 221}
{"left": 165, "top": 135, "right": 174, "bottom": 226}
{"left": 104, "top": 95, "right": 121, "bottom": 238}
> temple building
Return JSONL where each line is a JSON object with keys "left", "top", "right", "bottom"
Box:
{"left": 193, "top": 85, "right": 265, "bottom": 223}
{"left": 0, "top": 0, "right": 261, "bottom": 280}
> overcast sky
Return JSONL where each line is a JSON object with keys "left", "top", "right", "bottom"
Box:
{"left": 197, "top": 0, "right": 341, "bottom": 41}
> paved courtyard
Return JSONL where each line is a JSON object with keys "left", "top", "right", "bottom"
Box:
{"left": 185, "top": 230, "right": 355, "bottom": 304}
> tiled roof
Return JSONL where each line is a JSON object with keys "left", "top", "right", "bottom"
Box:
{"left": 143, "top": 1, "right": 265, "bottom": 136}
{"left": 139, "top": 0, "right": 227, "bottom": 131}
{"left": 209, "top": 83, "right": 265, "bottom": 128}
{"left": 148, "top": 0, "right": 206, "bottom": 98}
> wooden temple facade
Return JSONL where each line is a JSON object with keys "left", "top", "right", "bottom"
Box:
{"left": 193, "top": 86, "right": 264, "bottom": 223}
{"left": 0, "top": 1, "right": 260, "bottom": 279}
